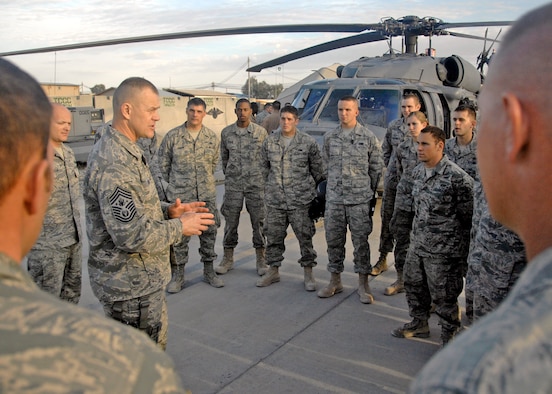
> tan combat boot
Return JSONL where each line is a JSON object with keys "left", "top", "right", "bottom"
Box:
{"left": 358, "top": 273, "right": 374, "bottom": 304}
{"left": 256, "top": 247, "right": 269, "bottom": 276}
{"left": 370, "top": 253, "right": 388, "bottom": 276}
{"left": 204, "top": 262, "right": 224, "bottom": 288}
{"left": 317, "top": 272, "right": 343, "bottom": 298}
{"left": 256, "top": 266, "right": 280, "bottom": 287}
{"left": 167, "top": 265, "right": 185, "bottom": 293}
{"left": 215, "top": 248, "right": 234, "bottom": 275}
{"left": 303, "top": 266, "right": 316, "bottom": 292}
{"left": 384, "top": 271, "right": 405, "bottom": 296}
{"left": 391, "top": 318, "right": 430, "bottom": 338}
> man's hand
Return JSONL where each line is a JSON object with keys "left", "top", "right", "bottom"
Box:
{"left": 168, "top": 198, "right": 210, "bottom": 218}
{"left": 179, "top": 212, "right": 215, "bottom": 236}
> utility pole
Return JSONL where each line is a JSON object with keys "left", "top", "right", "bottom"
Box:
{"left": 247, "top": 57, "right": 251, "bottom": 99}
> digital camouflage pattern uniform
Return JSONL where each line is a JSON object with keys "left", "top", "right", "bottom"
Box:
{"left": 323, "top": 124, "right": 383, "bottom": 274}
{"left": 444, "top": 133, "right": 478, "bottom": 180}
{"left": 390, "top": 135, "right": 419, "bottom": 277}
{"left": 84, "top": 126, "right": 183, "bottom": 350}
{"left": 379, "top": 118, "right": 408, "bottom": 254}
{"left": 0, "top": 253, "right": 185, "bottom": 394}
{"left": 444, "top": 134, "right": 478, "bottom": 321}
{"left": 27, "top": 143, "right": 82, "bottom": 304}
{"left": 220, "top": 121, "right": 267, "bottom": 250}
{"left": 405, "top": 156, "right": 473, "bottom": 336}
{"left": 261, "top": 130, "right": 325, "bottom": 267}
{"left": 465, "top": 174, "right": 527, "bottom": 321}
{"left": 157, "top": 124, "right": 221, "bottom": 267}
{"left": 410, "top": 247, "right": 552, "bottom": 394}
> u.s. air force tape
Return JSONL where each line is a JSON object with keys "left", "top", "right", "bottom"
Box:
{"left": 109, "top": 186, "right": 137, "bottom": 223}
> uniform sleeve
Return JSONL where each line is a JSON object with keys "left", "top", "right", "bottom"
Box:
{"left": 220, "top": 130, "right": 229, "bottom": 174}
{"left": 156, "top": 133, "right": 172, "bottom": 185}
{"left": 97, "top": 164, "right": 182, "bottom": 253}
{"left": 456, "top": 173, "right": 475, "bottom": 257}
{"left": 322, "top": 133, "right": 331, "bottom": 179}
{"left": 382, "top": 126, "right": 393, "bottom": 166}
{"left": 212, "top": 136, "right": 221, "bottom": 174}
{"left": 260, "top": 137, "right": 270, "bottom": 181}
{"left": 309, "top": 139, "right": 326, "bottom": 185}
{"left": 368, "top": 134, "right": 384, "bottom": 194}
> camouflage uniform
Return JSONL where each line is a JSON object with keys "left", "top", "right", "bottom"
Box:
{"left": 390, "top": 135, "right": 418, "bottom": 276}
{"left": 262, "top": 130, "right": 325, "bottom": 267}
{"left": 466, "top": 175, "right": 527, "bottom": 321}
{"left": 444, "top": 133, "right": 478, "bottom": 180}
{"left": 410, "top": 247, "right": 552, "bottom": 393}
{"left": 404, "top": 156, "right": 473, "bottom": 335}
{"left": 445, "top": 134, "right": 478, "bottom": 321}
{"left": 27, "top": 143, "right": 82, "bottom": 304}
{"left": 0, "top": 253, "right": 185, "bottom": 393}
{"left": 84, "top": 126, "right": 183, "bottom": 349}
{"left": 379, "top": 118, "right": 408, "bottom": 254}
{"left": 220, "top": 122, "right": 267, "bottom": 249}
{"left": 323, "top": 124, "right": 383, "bottom": 274}
{"left": 157, "top": 124, "right": 221, "bottom": 267}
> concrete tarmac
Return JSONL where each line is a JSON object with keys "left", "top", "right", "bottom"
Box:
{"left": 77, "top": 183, "right": 461, "bottom": 394}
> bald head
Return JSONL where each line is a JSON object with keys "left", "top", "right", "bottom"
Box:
{"left": 50, "top": 104, "right": 72, "bottom": 148}
{"left": 477, "top": 3, "right": 552, "bottom": 259}
{"left": 483, "top": 3, "right": 552, "bottom": 123}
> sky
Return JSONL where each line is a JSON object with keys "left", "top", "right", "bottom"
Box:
{"left": 1, "top": 0, "right": 549, "bottom": 94}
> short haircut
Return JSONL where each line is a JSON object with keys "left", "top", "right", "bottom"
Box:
{"left": 113, "top": 77, "right": 158, "bottom": 113}
{"left": 454, "top": 103, "right": 477, "bottom": 121}
{"left": 0, "top": 59, "right": 52, "bottom": 202}
{"left": 338, "top": 95, "right": 359, "bottom": 106}
{"left": 407, "top": 111, "right": 428, "bottom": 124}
{"left": 251, "top": 102, "right": 259, "bottom": 114}
{"left": 235, "top": 98, "right": 251, "bottom": 108}
{"left": 264, "top": 103, "right": 273, "bottom": 109}
{"left": 421, "top": 125, "right": 446, "bottom": 145}
{"left": 402, "top": 92, "right": 421, "bottom": 105}
{"left": 187, "top": 97, "right": 207, "bottom": 110}
{"left": 280, "top": 105, "right": 299, "bottom": 119}
{"left": 272, "top": 101, "right": 281, "bottom": 110}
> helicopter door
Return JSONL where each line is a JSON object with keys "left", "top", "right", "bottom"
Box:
{"left": 417, "top": 91, "right": 447, "bottom": 137}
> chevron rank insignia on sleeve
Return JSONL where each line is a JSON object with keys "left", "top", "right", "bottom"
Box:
{"left": 109, "top": 186, "right": 137, "bottom": 223}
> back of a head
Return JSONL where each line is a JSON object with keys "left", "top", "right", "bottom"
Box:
{"left": 272, "top": 101, "right": 281, "bottom": 111}
{"left": 485, "top": 3, "right": 552, "bottom": 117}
{"left": 0, "top": 59, "right": 51, "bottom": 203}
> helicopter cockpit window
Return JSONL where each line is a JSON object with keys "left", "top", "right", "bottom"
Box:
{"left": 357, "top": 89, "right": 401, "bottom": 128}
{"left": 293, "top": 88, "right": 327, "bottom": 121}
{"left": 318, "top": 89, "right": 355, "bottom": 122}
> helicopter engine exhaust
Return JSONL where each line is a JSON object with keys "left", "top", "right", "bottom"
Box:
{"left": 440, "top": 55, "right": 482, "bottom": 93}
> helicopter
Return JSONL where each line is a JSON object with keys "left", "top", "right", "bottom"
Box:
{"left": 0, "top": 16, "right": 511, "bottom": 144}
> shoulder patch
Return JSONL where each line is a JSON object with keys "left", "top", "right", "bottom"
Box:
{"left": 109, "top": 187, "right": 137, "bottom": 223}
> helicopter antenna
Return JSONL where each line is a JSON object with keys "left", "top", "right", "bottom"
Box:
{"left": 477, "top": 28, "right": 502, "bottom": 73}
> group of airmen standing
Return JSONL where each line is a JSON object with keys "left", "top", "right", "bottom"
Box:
{"left": 25, "top": 73, "right": 529, "bottom": 353}
{"left": 4, "top": 4, "right": 552, "bottom": 391}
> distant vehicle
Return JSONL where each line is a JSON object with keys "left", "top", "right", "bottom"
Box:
{"left": 66, "top": 106, "right": 104, "bottom": 163}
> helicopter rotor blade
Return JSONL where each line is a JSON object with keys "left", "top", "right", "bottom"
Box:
{"left": 0, "top": 24, "right": 376, "bottom": 57}
{"left": 447, "top": 31, "right": 501, "bottom": 43}
{"left": 247, "top": 31, "right": 387, "bottom": 72}
{"left": 438, "top": 21, "right": 513, "bottom": 29}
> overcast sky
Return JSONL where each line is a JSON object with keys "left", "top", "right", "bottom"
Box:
{"left": 1, "top": 0, "right": 548, "bottom": 93}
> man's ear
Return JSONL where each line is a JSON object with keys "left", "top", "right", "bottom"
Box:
{"left": 503, "top": 93, "right": 529, "bottom": 162}
{"left": 24, "top": 158, "right": 51, "bottom": 216}
{"left": 121, "top": 102, "right": 132, "bottom": 120}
